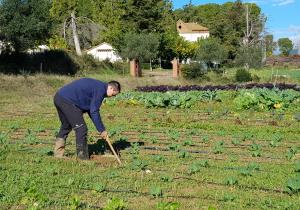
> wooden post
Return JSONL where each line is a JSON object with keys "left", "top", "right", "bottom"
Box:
{"left": 130, "top": 59, "right": 136, "bottom": 77}
{"left": 130, "top": 59, "right": 142, "bottom": 77}
{"left": 172, "top": 58, "right": 181, "bottom": 78}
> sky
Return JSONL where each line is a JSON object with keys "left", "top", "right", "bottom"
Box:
{"left": 172, "top": 0, "right": 300, "bottom": 47}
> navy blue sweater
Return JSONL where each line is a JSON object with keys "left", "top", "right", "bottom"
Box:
{"left": 58, "top": 78, "right": 107, "bottom": 132}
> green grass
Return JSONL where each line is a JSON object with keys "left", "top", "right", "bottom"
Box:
{"left": 0, "top": 73, "right": 300, "bottom": 209}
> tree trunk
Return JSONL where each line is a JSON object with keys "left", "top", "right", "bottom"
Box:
{"left": 71, "top": 11, "right": 82, "bottom": 56}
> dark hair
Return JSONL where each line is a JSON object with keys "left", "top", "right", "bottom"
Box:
{"left": 108, "top": 80, "right": 121, "bottom": 92}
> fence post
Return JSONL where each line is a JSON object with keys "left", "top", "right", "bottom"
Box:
{"left": 172, "top": 58, "right": 181, "bottom": 78}
{"left": 130, "top": 59, "right": 142, "bottom": 77}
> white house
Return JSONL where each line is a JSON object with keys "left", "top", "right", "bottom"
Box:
{"left": 86, "top": 42, "right": 121, "bottom": 62}
{"left": 177, "top": 20, "right": 209, "bottom": 42}
{"left": 27, "top": 45, "right": 50, "bottom": 54}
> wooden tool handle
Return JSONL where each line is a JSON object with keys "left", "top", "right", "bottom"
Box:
{"left": 106, "top": 136, "right": 122, "bottom": 165}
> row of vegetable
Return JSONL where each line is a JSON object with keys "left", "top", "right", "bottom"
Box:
{"left": 105, "top": 88, "right": 300, "bottom": 110}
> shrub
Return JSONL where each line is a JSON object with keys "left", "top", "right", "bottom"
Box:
{"left": 181, "top": 62, "right": 207, "bottom": 79}
{"left": 235, "top": 69, "right": 252, "bottom": 82}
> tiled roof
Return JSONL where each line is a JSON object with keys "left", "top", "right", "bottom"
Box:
{"left": 177, "top": 20, "right": 209, "bottom": 33}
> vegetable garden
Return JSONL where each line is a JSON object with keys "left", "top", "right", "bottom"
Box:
{"left": 1, "top": 84, "right": 300, "bottom": 209}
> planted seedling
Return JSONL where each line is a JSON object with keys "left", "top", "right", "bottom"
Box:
{"left": 169, "top": 143, "right": 181, "bottom": 151}
{"left": 202, "top": 136, "right": 210, "bottom": 144}
{"left": 130, "top": 159, "right": 148, "bottom": 171}
{"left": 295, "top": 161, "right": 300, "bottom": 173}
{"left": 222, "top": 193, "right": 237, "bottom": 202}
{"left": 286, "top": 176, "right": 300, "bottom": 194}
{"left": 94, "top": 183, "right": 106, "bottom": 193}
{"left": 187, "top": 160, "right": 209, "bottom": 175}
{"left": 167, "top": 130, "right": 180, "bottom": 141}
{"left": 160, "top": 174, "right": 173, "bottom": 182}
{"left": 150, "top": 136, "right": 158, "bottom": 144}
{"left": 270, "top": 134, "right": 283, "bottom": 147}
{"left": 239, "top": 168, "right": 252, "bottom": 177}
{"left": 286, "top": 146, "right": 299, "bottom": 160}
{"left": 182, "top": 138, "right": 193, "bottom": 146}
{"left": 225, "top": 177, "right": 239, "bottom": 186}
{"left": 25, "top": 129, "right": 38, "bottom": 145}
{"left": 153, "top": 155, "right": 166, "bottom": 163}
{"left": 0, "top": 132, "right": 8, "bottom": 145}
{"left": 178, "top": 150, "right": 190, "bottom": 158}
{"left": 9, "top": 123, "right": 20, "bottom": 131}
{"left": 149, "top": 186, "right": 163, "bottom": 198}
{"left": 247, "top": 162, "right": 260, "bottom": 171}
{"left": 249, "top": 143, "right": 262, "bottom": 157}
{"left": 104, "top": 197, "right": 127, "bottom": 210}
{"left": 156, "top": 201, "right": 180, "bottom": 210}
{"left": 129, "top": 142, "right": 140, "bottom": 157}
{"left": 231, "top": 138, "right": 241, "bottom": 146}
{"left": 213, "top": 141, "right": 225, "bottom": 154}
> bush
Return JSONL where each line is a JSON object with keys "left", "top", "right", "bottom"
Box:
{"left": 235, "top": 69, "right": 252, "bottom": 82}
{"left": 0, "top": 50, "right": 79, "bottom": 75}
{"left": 181, "top": 62, "right": 207, "bottom": 79}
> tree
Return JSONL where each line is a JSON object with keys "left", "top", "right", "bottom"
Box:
{"left": 235, "top": 44, "right": 263, "bottom": 69}
{"left": 195, "top": 37, "right": 227, "bottom": 70}
{"left": 278, "top": 38, "right": 293, "bottom": 56}
{"left": 50, "top": 0, "right": 100, "bottom": 55}
{"left": 122, "top": 0, "right": 174, "bottom": 33}
{"left": 119, "top": 33, "right": 160, "bottom": 62}
{"left": 0, "top": 0, "right": 52, "bottom": 52}
{"left": 264, "top": 34, "right": 277, "bottom": 57}
{"left": 173, "top": 1, "right": 265, "bottom": 60}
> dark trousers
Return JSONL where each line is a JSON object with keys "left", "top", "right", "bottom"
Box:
{"left": 54, "top": 93, "right": 88, "bottom": 158}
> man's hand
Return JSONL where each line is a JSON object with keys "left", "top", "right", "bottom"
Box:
{"left": 99, "top": 131, "right": 108, "bottom": 140}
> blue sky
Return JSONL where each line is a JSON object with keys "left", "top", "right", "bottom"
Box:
{"left": 172, "top": 0, "right": 300, "bottom": 46}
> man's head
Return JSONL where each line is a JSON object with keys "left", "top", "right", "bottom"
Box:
{"left": 107, "top": 81, "right": 121, "bottom": 97}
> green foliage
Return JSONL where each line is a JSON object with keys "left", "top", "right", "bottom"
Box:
{"left": 249, "top": 143, "right": 262, "bottom": 157}
{"left": 225, "top": 177, "right": 239, "bottom": 186}
{"left": 106, "top": 91, "right": 221, "bottom": 109}
{"left": 0, "top": 50, "right": 79, "bottom": 74}
{"left": 235, "top": 69, "right": 252, "bottom": 82}
{"left": 153, "top": 155, "right": 165, "bottom": 163}
{"left": 181, "top": 62, "right": 207, "bottom": 79}
{"left": 104, "top": 197, "right": 128, "bottom": 210}
{"left": 265, "top": 34, "right": 277, "bottom": 57}
{"left": 195, "top": 37, "right": 227, "bottom": 69}
{"left": 149, "top": 186, "right": 163, "bottom": 198}
{"left": 188, "top": 160, "right": 209, "bottom": 175}
{"left": 278, "top": 38, "right": 293, "bottom": 56}
{"left": 174, "top": 1, "right": 265, "bottom": 60}
{"left": 286, "top": 146, "right": 299, "bottom": 160}
{"left": 222, "top": 193, "right": 237, "bottom": 202}
{"left": 295, "top": 161, "right": 300, "bottom": 173}
{"left": 25, "top": 129, "right": 38, "bottom": 145}
{"left": 286, "top": 176, "right": 300, "bottom": 194}
{"left": 156, "top": 201, "right": 180, "bottom": 210}
{"left": 233, "top": 88, "right": 300, "bottom": 110}
{"left": 94, "top": 183, "right": 106, "bottom": 193}
{"left": 0, "top": 132, "right": 8, "bottom": 145}
{"left": 119, "top": 33, "right": 160, "bottom": 62}
{"left": 130, "top": 159, "right": 148, "bottom": 171}
{"left": 235, "top": 45, "right": 263, "bottom": 69}
{"left": 213, "top": 141, "right": 225, "bottom": 154}
{"left": 160, "top": 175, "right": 173, "bottom": 182}
{"left": 0, "top": 0, "right": 52, "bottom": 51}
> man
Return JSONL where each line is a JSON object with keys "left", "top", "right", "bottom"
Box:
{"left": 53, "top": 78, "right": 121, "bottom": 160}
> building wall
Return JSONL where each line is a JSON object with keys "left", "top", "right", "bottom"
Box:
{"left": 179, "top": 32, "right": 210, "bottom": 42}
{"left": 87, "top": 45, "right": 121, "bottom": 63}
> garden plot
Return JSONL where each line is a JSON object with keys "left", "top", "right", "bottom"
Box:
{"left": 1, "top": 88, "right": 300, "bottom": 209}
